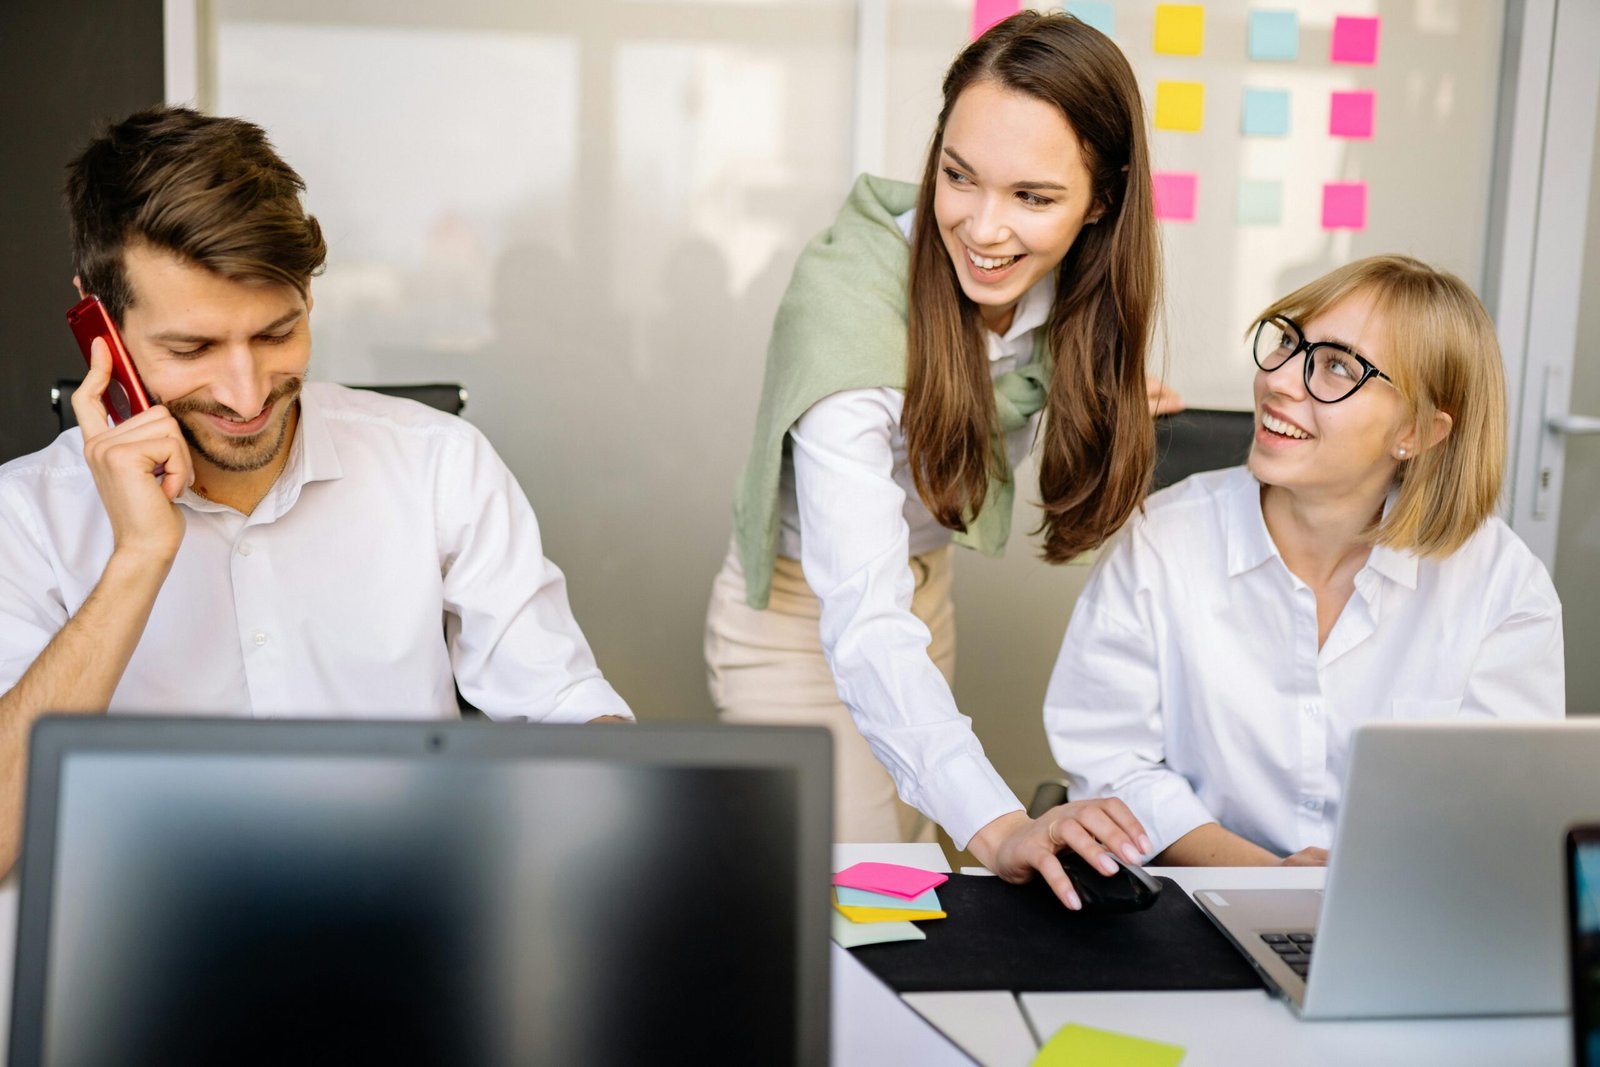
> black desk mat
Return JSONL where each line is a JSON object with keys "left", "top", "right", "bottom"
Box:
{"left": 848, "top": 875, "right": 1266, "bottom": 993}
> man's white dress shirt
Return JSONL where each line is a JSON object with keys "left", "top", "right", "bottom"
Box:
{"left": 1044, "top": 466, "right": 1563, "bottom": 859}
{"left": 0, "top": 382, "right": 630, "bottom": 722}
{"left": 770, "top": 209, "right": 1051, "bottom": 847}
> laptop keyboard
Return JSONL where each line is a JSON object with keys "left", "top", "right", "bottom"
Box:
{"left": 1260, "top": 932, "right": 1314, "bottom": 977}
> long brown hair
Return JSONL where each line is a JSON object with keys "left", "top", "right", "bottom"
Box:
{"left": 904, "top": 11, "right": 1158, "bottom": 563}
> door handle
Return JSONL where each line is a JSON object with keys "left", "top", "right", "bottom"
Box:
{"left": 1549, "top": 414, "right": 1600, "bottom": 435}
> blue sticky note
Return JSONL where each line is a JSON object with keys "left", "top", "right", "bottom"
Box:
{"left": 1248, "top": 10, "right": 1298, "bottom": 61}
{"left": 1064, "top": 1, "right": 1114, "bottom": 37}
{"left": 1241, "top": 88, "right": 1290, "bottom": 137}
{"left": 835, "top": 885, "right": 943, "bottom": 912}
{"left": 1237, "top": 179, "right": 1284, "bottom": 226}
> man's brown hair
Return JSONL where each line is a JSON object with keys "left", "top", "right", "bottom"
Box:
{"left": 65, "top": 106, "right": 327, "bottom": 324}
{"left": 904, "top": 11, "right": 1160, "bottom": 564}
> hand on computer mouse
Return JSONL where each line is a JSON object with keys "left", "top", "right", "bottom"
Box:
{"left": 1055, "top": 848, "right": 1163, "bottom": 913}
{"left": 967, "top": 798, "right": 1152, "bottom": 911}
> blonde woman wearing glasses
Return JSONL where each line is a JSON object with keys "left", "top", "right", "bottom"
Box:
{"left": 1044, "top": 255, "right": 1564, "bottom": 868}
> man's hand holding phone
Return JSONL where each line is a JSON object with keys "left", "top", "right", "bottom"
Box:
{"left": 71, "top": 336, "right": 193, "bottom": 566}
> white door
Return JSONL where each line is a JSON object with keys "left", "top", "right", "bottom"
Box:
{"left": 1498, "top": 0, "right": 1600, "bottom": 713}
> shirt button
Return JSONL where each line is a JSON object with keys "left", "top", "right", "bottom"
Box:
{"left": 1302, "top": 798, "right": 1321, "bottom": 812}
{"left": 253, "top": 632, "right": 268, "bottom": 647}
{"left": 1303, "top": 702, "right": 1319, "bottom": 718}
{"left": 238, "top": 542, "right": 253, "bottom": 556}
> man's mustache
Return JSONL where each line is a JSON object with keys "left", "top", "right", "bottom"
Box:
{"left": 165, "top": 377, "right": 303, "bottom": 422}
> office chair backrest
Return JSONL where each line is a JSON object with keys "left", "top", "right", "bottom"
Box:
{"left": 51, "top": 380, "right": 467, "bottom": 433}
{"left": 1152, "top": 409, "right": 1255, "bottom": 491}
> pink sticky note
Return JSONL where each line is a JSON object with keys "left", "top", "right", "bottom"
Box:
{"left": 1321, "top": 182, "right": 1368, "bottom": 230}
{"left": 971, "top": 0, "right": 1021, "bottom": 39}
{"left": 1152, "top": 172, "right": 1198, "bottom": 222}
{"left": 1330, "top": 16, "right": 1379, "bottom": 64}
{"left": 833, "top": 862, "right": 949, "bottom": 900}
{"left": 1329, "top": 90, "right": 1375, "bottom": 138}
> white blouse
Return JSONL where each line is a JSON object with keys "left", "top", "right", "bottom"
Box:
{"left": 772, "top": 209, "right": 1055, "bottom": 848}
{"left": 1044, "top": 466, "right": 1564, "bottom": 859}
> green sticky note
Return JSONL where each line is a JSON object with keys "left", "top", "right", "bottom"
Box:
{"left": 1237, "top": 179, "right": 1283, "bottom": 226}
{"left": 1032, "top": 1023, "right": 1185, "bottom": 1067}
{"left": 830, "top": 912, "right": 926, "bottom": 949}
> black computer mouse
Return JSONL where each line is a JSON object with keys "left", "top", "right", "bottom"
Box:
{"left": 1057, "top": 849, "right": 1163, "bottom": 913}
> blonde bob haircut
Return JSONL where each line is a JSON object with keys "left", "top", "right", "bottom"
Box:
{"left": 1254, "top": 254, "right": 1505, "bottom": 558}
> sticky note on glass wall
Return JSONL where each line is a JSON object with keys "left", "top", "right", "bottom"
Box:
{"left": 1238, "top": 180, "right": 1284, "bottom": 226}
{"left": 1331, "top": 16, "right": 1380, "bottom": 64}
{"left": 1242, "top": 89, "right": 1290, "bottom": 137}
{"left": 1153, "top": 4, "right": 1204, "bottom": 55}
{"left": 1322, "top": 182, "right": 1368, "bottom": 230}
{"left": 1329, "top": 90, "right": 1375, "bottom": 138}
{"left": 971, "top": 0, "right": 1020, "bottom": 39}
{"left": 1065, "top": 1, "right": 1114, "bottom": 37}
{"left": 1248, "top": 10, "right": 1298, "bottom": 60}
{"left": 1155, "top": 82, "right": 1205, "bottom": 132}
{"left": 1153, "top": 172, "right": 1198, "bottom": 222}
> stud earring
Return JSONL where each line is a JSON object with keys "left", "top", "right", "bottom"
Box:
{"left": 1397, "top": 448, "right": 1408, "bottom": 458}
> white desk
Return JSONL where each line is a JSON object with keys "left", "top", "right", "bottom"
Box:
{"left": 837, "top": 847, "right": 1571, "bottom": 1067}
{"left": 0, "top": 856, "right": 1572, "bottom": 1066}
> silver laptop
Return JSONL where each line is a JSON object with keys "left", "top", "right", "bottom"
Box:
{"left": 1196, "top": 720, "right": 1600, "bottom": 1019}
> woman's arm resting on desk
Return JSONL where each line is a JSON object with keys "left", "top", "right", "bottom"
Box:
{"left": 1154, "top": 822, "right": 1326, "bottom": 866}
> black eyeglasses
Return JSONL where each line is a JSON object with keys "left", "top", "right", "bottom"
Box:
{"left": 1251, "top": 315, "right": 1396, "bottom": 404}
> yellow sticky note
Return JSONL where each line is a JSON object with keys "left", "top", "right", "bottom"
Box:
{"left": 1032, "top": 1023, "right": 1185, "bottom": 1067}
{"left": 1154, "top": 82, "right": 1205, "bottom": 132}
{"left": 1153, "top": 4, "right": 1204, "bottom": 55}
{"left": 834, "top": 903, "right": 948, "bottom": 924}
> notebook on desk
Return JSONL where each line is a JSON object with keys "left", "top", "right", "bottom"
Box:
{"left": 1196, "top": 720, "right": 1600, "bottom": 1020}
{"left": 9, "top": 717, "right": 833, "bottom": 1066}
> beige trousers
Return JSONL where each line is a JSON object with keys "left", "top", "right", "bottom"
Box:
{"left": 704, "top": 539, "right": 955, "bottom": 844}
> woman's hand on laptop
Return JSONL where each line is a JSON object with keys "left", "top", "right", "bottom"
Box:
{"left": 967, "top": 800, "right": 1153, "bottom": 911}
{"left": 1279, "top": 847, "right": 1329, "bottom": 867}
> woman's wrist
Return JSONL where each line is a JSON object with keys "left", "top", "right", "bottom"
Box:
{"left": 966, "top": 809, "right": 1031, "bottom": 870}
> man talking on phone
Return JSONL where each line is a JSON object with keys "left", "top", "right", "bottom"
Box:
{"left": 0, "top": 107, "right": 632, "bottom": 875}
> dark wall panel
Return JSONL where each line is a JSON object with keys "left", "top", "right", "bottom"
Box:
{"left": 0, "top": 0, "right": 165, "bottom": 463}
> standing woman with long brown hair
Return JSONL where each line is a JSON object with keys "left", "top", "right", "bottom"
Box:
{"left": 705, "top": 12, "right": 1167, "bottom": 908}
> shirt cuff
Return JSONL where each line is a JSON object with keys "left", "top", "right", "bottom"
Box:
{"left": 1140, "top": 780, "right": 1216, "bottom": 860}
{"left": 909, "top": 751, "right": 1023, "bottom": 851}
{"left": 523, "top": 678, "right": 634, "bottom": 725}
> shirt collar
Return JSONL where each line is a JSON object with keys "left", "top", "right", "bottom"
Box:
{"left": 1225, "top": 469, "right": 1419, "bottom": 590}
{"left": 1225, "top": 470, "right": 1279, "bottom": 578}
{"left": 176, "top": 383, "right": 345, "bottom": 519}
{"left": 1362, "top": 490, "right": 1418, "bottom": 589}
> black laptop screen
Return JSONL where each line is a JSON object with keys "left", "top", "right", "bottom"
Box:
{"left": 34, "top": 747, "right": 804, "bottom": 1066}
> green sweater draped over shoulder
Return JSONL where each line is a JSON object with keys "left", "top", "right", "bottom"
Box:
{"left": 731, "top": 174, "right": 1051, "bottom": 609}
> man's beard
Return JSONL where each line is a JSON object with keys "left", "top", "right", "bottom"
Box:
{"left": 168, "top": 377, "right": 304, "bottom": 473}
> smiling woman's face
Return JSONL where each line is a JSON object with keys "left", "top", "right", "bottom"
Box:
{"left": 932, "top": 79, "right": 1101, "bottom": 335}
{"left": 1247, "top": 290, "right": 1413, "bottom": 501}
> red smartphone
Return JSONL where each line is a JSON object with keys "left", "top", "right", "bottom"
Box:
{"left": 67, "top": 294, "right": 151, "bottom": 425}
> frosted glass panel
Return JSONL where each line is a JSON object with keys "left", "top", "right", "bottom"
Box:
{"left": 209, "top": 1, "right": 856, "bottom": 721}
